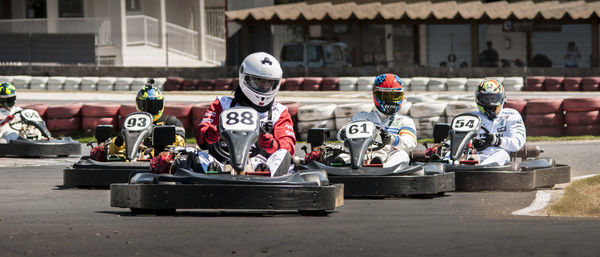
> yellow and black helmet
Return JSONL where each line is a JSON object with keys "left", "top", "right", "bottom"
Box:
{"left": 0, "top": 82, "right": 16, "bottom": 108}
{"left": 136, "top": 81, "right": 164, "bottom": 122}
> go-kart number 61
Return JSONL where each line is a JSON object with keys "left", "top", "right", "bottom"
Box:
{"left": 345, "top": 121, "right": 375, "bottom": 139}
{"left": 221, "top": 108, "right": 258, "bottom": 131}
{"left": 124, "top": 114, "right": 151, "bottom": 131}
{"left": 451, "top": 115, "right": 480, "bottom": 132}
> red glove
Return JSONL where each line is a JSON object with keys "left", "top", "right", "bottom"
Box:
{"left": 0, "top": 115, "right": 14, "bottom": 126}
{"left": 259, "top": 133, "right": 278, "bottom": 153}
{"left": 205, "top": 124, "right": 220, "bottom": 144}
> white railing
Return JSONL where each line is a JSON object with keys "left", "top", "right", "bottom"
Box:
{"left": 57, "top": 18, "right": 112, "bottom": 46}
{"left": 167, "top": 22, "right": 198, "bottom": 58}
{"left": 206, "top": 8, "right": 225, "bottom": 39}
{"left": 205, "top": 34, "right": 225, "bottom": 65}
{"left": 0, "top": 18, "right": 47, "bottom": 33}
{"left": 126, "top": 15, "right": 159, "bottom": 47}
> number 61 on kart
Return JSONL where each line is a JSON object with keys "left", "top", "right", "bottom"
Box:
{"left": 345, "top": 121, "right": 375, "bottom": 139}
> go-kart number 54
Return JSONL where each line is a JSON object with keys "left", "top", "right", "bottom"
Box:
{"left": 345, "top": 121, "right": 375, "bottom": 139}
{"left": 221, "top": 108, "right": 259, "bottom": 131}
{"left": 123, "top": 114, "right": 151, "bottom": 131}
{"left": 451, "top": 115, "right": 480, "bottom": 132}
{"left": 20, "top": 109, "right": 43, "bottom": 122}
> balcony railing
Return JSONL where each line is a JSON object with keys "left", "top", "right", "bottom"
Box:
{"left": 205, "top": 35, "right": 225, "bottom": 65}
{"left": 167, "top": 22, "right": 198, "bottom": 58}
{"left": 126, "top": 15, "right": 159, "bottom": 47}
{"left": 0, "top": 18, "right": 112, "bottom": 46}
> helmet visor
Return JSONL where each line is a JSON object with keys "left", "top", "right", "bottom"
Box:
{"left": 137, "top": 99, "right": 164, "bottom": 115}
{"left": 245, "top": 75, "right": 279, "bottom": 93}
{"left": 477, "top": 93, "right": 503, "bottom": 106}
{"left": 1, "top": 96, "right": 16, "bottom": 108}
{"left": 374, "top": 88, "right": 404, "bottom": 103}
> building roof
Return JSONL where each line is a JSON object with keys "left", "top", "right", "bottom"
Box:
{"left": 226, "top": 0, "right": 600, "bottom": 22}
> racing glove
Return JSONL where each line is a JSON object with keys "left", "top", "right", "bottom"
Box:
{"left": 258, "top": 133, "right": 279, "bottom": 154}
{"left": 205, "top": 124, "right": 220, "bottom": 145}
{"left": 473, "top": 133, "right": 501, "bottom": 151}
{"left": 381, "top": 132, "right": 394, "bottom": 145}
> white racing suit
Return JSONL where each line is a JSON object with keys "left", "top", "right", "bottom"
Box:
{"left": 471, "top": 108, "right": 526, "bottom": 166}
{"left": 338, "top": 110, "right": 418, "bottom": 168}
{"left": 0, "top": 106, "right": 22, "bottom": 143}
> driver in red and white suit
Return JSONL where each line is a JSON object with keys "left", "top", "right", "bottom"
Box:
{"left": 196, "top": 52, "right": 296, "bottom": 176}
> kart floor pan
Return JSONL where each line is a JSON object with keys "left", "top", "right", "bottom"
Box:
{"left": 453, "top": 164, "right": 571, "bottom": 191}
{"left": 329, "top": 173, "right": 455, "bottom": 198}
{"left": 110, "top": 183, "right": 344, "bottom": 213}
{"left": 0, "top": 142, "right": 80, "bottom": 157}
{"left": 63, "top": 161, "right": 149, "bottom": 188}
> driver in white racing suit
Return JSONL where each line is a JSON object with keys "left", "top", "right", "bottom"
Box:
{"left": 0, "top": 82, "right": 22, "bottom": 143}
{"left": 471, "top": 79, "right": 526, "bottom": 166}
{"left": 338, "top": 73, "right": 418, "bottom": 169}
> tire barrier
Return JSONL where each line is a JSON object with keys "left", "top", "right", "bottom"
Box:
{"left": 338, "top": 77, "right": 357, "bottom": 91}
{"left": 502, "top": 77, "right": 524, "bottom": 91}
{"left": 131, "top": 78, "right": 147, "bottom": 91}
{"left": 436, "top": 94, "right": 460, "bottom": 101}
{"left": 47, "top": 76, "right": 66, "bottom": 90}
{"left": 281, "top": 101, "right": 301, "bottom": 135}
{"left": 446, "top": 77, "right": 467, "bottom": 91}
{"left": 81, "top": 103, "right": 121, "bottom": 117}
{"left": 164, "top": 76, "right": 184, "bottom": 91}
{"left": 321, "top": 77, "right": 339, "bottom": 91}
{"left": 12, "top": 75, "right": 31, "bottom": 89}
{"left": 117, "top": 104, "right": 137, "bottom": 130}
{"left": 525, "top": 113, "right": 565, "bottom": 127}
{"left": 0, "top": 75, "right": 12, "bottom": 83}
{"left": 445, "top": 101, "right": 478, "bottom": 117}
{"left": 181, "top": 79, "right": 199, "bottom": 91}
{"left": 334, "top": 103, "right": 373, "bottom": 130}
{"left": 282, "top": 77, "right": 303, "bottom": 91}
{"left": 399, "top": 101, "right": 412, "bottom": 116}
{"left": 524, "top": 76, "right": 544, "bottom": 91}
{"left": 406, "top": 95, "right": 436, "bottom": 103}
{"left": 114, "top": 77, "right": 134, "bottom": 91}
{"left": 565, "top": 125, "right": 600, "bottom": 136}
{"left": 298, "top": 104, "right": 336, "bottom": 121}
{"left": 214, "top": 78, "right": 233, "bottom": 91}
{"left": 410, "top": 77, "right": 429, "bottom": 91}
{"left": 466, "top": 78, "right": 484, "bottom": 92}
{"left": 302, "top": 77, "right": 322, "bottom": 91}
{"left": 565, "top": 111, "right": 600, "bottom": 126}
{"left": 64, "top": 77, "right": 82, "bottom": 91}
{"left": 427, "top": 78, "right": 447, "bottom": 91}
{"left": 525, "top": 99, "right": 563, "bottom": 114}
{"left": 153, "top": 78, "right": 166, "bottom": 91}
{"left": 97, "top": 77, "right": 116, "bottom": 91}
{"left": 297, "top": 119, "right": 336, "bottom": 141}
{"left": 504, "top": 99, "right": 527, "bottom": 116}
{"left": 543, "top": 77, "right": 564, "bottom": 91}
{"left": 525, "top": 99, "right": 564, "bottom": 137}
{"left": 409, "top": 102, "right": 448, "bottom": 118}
{"left": 563, "top": 77, "right": 582, "bottom": 91}
{"left": 581, "top": 77, "right": 600, "bottom": 91}
{"left": 191, "top": 103, "right": 211, "bottom": 132}
{"left": 18, "top": 103, "right": 48, "bottom": 118}
{"left": 527, "top": 127, "right": 564, "bottom": 137}
{"left": 414, "top": 116, "right": 445, "bottom": 139}
{"left": 29, "top": 75, "right": 49, "bottom": 90}
{"left": 82, "top": 117, "right": 117, "bottom": 131}
{"left": 563, "top": 98, "right": 600, "bottom": 112}
{"left": 80, "top": 77, "right": 99, "bottom": 91}
{"left": 164, "top": 103, "right": 193, "bottom": 131}
{"left": 198, "top": 79, "right": 215, "bottom": 91}
{"left": 46, "top": 117, "right": 82, "bottom": 133}
{"left": 356, "top": 76, "right": 375, "bottom": 91}
{"left": 46, "top": 103, "right": 82, "bottom": 119}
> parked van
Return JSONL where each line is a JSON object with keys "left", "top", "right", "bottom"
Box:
{"left": 280, "top": 40, "right": 352, "bottom": 68}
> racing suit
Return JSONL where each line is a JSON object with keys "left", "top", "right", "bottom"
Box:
{"left": 340, "top": 110, "right": 417, "bottom": 168}
{"left": 196, "top": 96, "right": 296, "bottom": 176}
{"left": 471, "top": 108, "right": 526, "bottom": 165}
{"left": 0, "top": 106, "right": 22, "bottom": 143}
{"left": 108, "top": 114, "right": 186, "bottom": 155}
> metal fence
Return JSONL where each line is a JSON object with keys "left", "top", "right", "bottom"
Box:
{"left": 126, "top": 15, "right": 159, "bottom": 47}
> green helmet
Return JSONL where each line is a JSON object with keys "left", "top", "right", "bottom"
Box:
{"left": 0, "top": 82, "right": 16, "bottom": 108}
{"left": 136, "top": 83, "right": 164, "bottom": 122}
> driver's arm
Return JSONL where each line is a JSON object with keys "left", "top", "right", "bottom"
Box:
{"left": 196, "top": 99, "right": 222, "bottom": 146}
{"left": 259, "top": 109, "right": 296, "bottom": 155}
{"left": 386, "top": 116, "right": 417, "bottom": 149}
{"left": 498, "top": 112, "right": 526, "bottom": 152}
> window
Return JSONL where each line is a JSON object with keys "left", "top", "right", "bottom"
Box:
{"left": 59, "top": 0, "right": 83, "bottom": 18}
{"left": 126, "top": 0, "right": 141, "bottom": 12}
{"left": 332, "top": 46, "right": 343, "bottom": 61}
{"left": 281, "top": 44, "right": 303, "bottom": 62}
{"left": 26, "top": 0, "right": 46, "bottom": 18}
{"left": 307, "top": 45, "right": 323, "bottom": 62}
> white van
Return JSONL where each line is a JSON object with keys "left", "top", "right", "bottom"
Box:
{"left": 280, "top": 40, "right": 352, "bottom": 68}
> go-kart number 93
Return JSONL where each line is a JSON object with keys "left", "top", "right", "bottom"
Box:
{"left": 345, "top": 121, "right": 375, "bottom": 139}
{"left": 124, "top": 114, "right": 151, "bottom": 131}
{"left": 451, "top": 115, "right": 480, "bottom": 132}
{"left": 221, "top": 109, "right": 258, "bottom": 131}
{"left": 20, "top": 109, "right": 43, "bottom": 122}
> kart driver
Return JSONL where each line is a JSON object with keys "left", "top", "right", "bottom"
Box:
{"left": 471, "top": 79, "right": 526, "bottom": 165}
{"left": 0, "top": 82, "right": 21, "bottom": 143}
{"left": 337, "top": 73, "right": 418, "bottom": 169}
{"left": 105, "top": 80, "right": 186, "bottom": 158}
{"left": 195, "top": 52, "right": 296, "bottom": 176}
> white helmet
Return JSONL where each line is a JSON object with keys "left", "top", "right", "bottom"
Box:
{"left": 238, "top": 52, "right": 283, "bottom": 107}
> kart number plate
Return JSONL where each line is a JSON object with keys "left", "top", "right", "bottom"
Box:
{"left": 221, "top": 108, "right": 259, "bottom": 131}
{"left": 20, "top": 109, "right": 43, "bottom": 122}
{"left": 345, "top": 121, "right": 375, "bottom": 139}
{"left": 123, "top": 113, "right": 152, "bottom": 131}
{"left": 451, "top": 115, "right": 480, "bottom": 132}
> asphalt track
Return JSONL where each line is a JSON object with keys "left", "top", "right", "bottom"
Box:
{"left": 1, "top": 142, "right": 599, "bottom": 257}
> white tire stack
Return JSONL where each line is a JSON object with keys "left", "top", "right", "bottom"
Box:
{"left": 114, "top": 77, "right": 134, "bottom": 91}
{"left": 406, "top": 94, "right": 436, "bottom": 103}
{"left": 502, "top": 77, "right": 524, "bottom": 91}
{"left": 400, "top": 78, "right": 411, "bottom": 90}
{"left": 97, "top": 77, "right": 116, "bottom": 91}
{"left": 436, "top": 94, "right": 460, "bottom": 101}
{"left": 153, "top": 78, "right": 166, "bottom": 90}
{"left": 485, "top": 77, "right": 504, "bottom": 84}
{"left": 445, "top": 101, "right": 478, "bottom": 123}
{"left": 131, "top": 78, "right": 147, "bottom": 91}
{"left": 466, "top": 78, "right": 484, "bottom": 92}
{"left": 446, "top": 77, "right": 467, "bottom": 91}
{"left": 427, "top": 78, "right": 447, "bottom": 91}
{"left": 409, "top": 101, "right": 448, "bottom": 138}
{"left": 80, "top": 77, "right": 99, "bottom": 91}
{"left": 297, "top": 103, "right": 337, "bottom": 141}
{"left": 29, "top": 76, "right": 48, "bottom": 90}
{"left": 410, "top": 77, "right": 429, "bottom": 91}
{"left": 356, "top": 76, "right": 375, "bottom": 91}
{"left": 399, "top": 101, "right": 412, "bottom": 116}
{"left": 0, "top": 76, "right": 12, "bottom": 84}
{"left": 47, "top": 76, "right": 66, "bottom": 90}
{"left": 12, "top": 75, "right": 31, "bottom": 89}
{"left": 334, "top": 103, "right": 373, "bottom": 130}
{"left": 338, "top": 77, "right": 358, "bottom": 91}
{"left": 64, "top": 77, "right": 82, "bottom": 90}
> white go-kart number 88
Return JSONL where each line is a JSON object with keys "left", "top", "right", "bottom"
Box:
{"left": 451, "top": 115, "right": 480, "bottom": 132}
{"left": 221, "top": 108, "right": 259, "bottom": 131}
{"left": 345, "top": 121, "right": 375, "bottom": 139}
{"left": 123, "top": 113, "right": 152, "bottom": 131}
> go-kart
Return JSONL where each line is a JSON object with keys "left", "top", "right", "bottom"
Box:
{"left": 413, "top": 113, "right": 570, "bottom": 191}
{"left": 0, "top": 108, "right": 80, "bottom": 157}
{"left": 110, "top": 106, "right": 344, "bottom": 215}
{"left": 63, "top": 112, "right": 174, "bottom": 188}
{"left": 301, "top": 113, "right": 454, "bottom": 198}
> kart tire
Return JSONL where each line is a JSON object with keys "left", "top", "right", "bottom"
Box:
{"left": 563, "top": 98, "right": 600, "bottom": 112}
{"left": 410, "top": 102, "right": 448, "bottom": 118}
{"left": 502, "top": 77, "right": 524, "bottom": 86}
{"left": 47, "top": 76, "right": 66, "bottom": 90}
{"left": 97, "top": 77, "right": 116, "bottom": 91}
{"left": 565, "top": 111, "right": 600, "bottom": 126}
{"left": 82, "top": 117, "right": 117, "bottom": 130}
{"left": 29, "top": 76, "right": 48, "bottom": 90}
{"left": 335, "top": 117, "right": 351, "bottom": 130}
{"left": 436, "top": 95, "right": 460, "bottom": 101}
{"left": 565, "top": 124, "right": 600, "bottom": 136}
{"left": 181, "top": 79, "right": 199, "bottom": 91}
{"left": 410, "top": 77, "right": 430, "bottom": 88}
{"left": 130, "top": 77, "right": 147, "bottom": 89}
{"left": 525, "top": 113, "right": 565, "bottom": 127}
{"left": 525, "top": 76, "right": 545, "bottom": 91}
{"left": 504, "top": 99, "right": 527, "bottom": 115}
{"left": 302, "top": 83, "right": 321, "bottom": 91}
{"left": 164, "top": 103, "right": 192, "bottom": 117}
{"left": 543, "top": 77, "right": 564, "bottom": 91}
{"left": 563, "top": 77, "right": 582, "bottom": 91}
{"left": 303, "top": 77, "right": 323, "bottom": 91}
{"left": 47, "top": 117, "right": 82, "bottom": 131}
{"left": 11, "top": 75, "right": 31, "bottom": 89}
{"left": 582, "top": 77, "right": 600, "bottom": 91}
{"left": 334, "top": 103, "right": 373, "bottom": 118}
{"left": 153, "top": 78, "right": 167, "bottom": 91}
{"left": 164, "top": 76, "right": 184, "bottom": 91}
{"left": 180, "top": 117, "right": 192, "bottom": 132}
{"left": 114, "top": 77, "right": 134, "bottom": 91}
{"left": 197, "top": 79, "right": 214, "bottom": 91}
{"left": 297, "top": 119, "right": 336, "bottom": 134}
{"left": 526, "top": 126, "right": 564, "bottom": 137}
{"left": 298, "top": 104, "right": 337, "bottom": 121}
{"left": 445, "top": 101, "right": 478, "bottom": 117}
{"left": 525, "top": 99, "right": 563, "bottom": 114}
{"left": 466, "top": 78, "right": 485, "bottom": 91}
{"left": 214, "top": 78, "right": 233, "bottom": 89}
{"left": 399, "top": 101, "right": 412, "bottom": 116}
{"left": 339, "top": 77, "right": 358, "bottom": 91}
{"left": 427, "top": 78, "right": 447, "bottom": 91}
{"left": 503, "top": 83, "right": 524, "bottom": 92}
{"left": 46, "top": 103, "right": 83, "bottom": 119}
{"left": 446, "top": 78, "right": 467, "bottom": 91}
{"left": 405, "top": 95, "right": 436, "bottom": 103}
{"left": 413, "top": 116, "right": 444, "bottom": 131}
{"left": 282, "top": 77, "right": 303, "bottom": 91}
{"left": 118, "top": 104, "right": 138, "bottom": 118}
{"left": 191, "top": 103, "right": 211, "bottom": 119}
{"left": 281, "top": 101, "right": 301, "bottom": 118}
{"left": 82, "top": 103, "right": 121, "bottom": 117}
{"left": 485, "top": 77, "right": 504, "bottom": 84}
{"left": 18, "top": 103, "right": 48, "bottom": 118}
{"left": 357, "top": 76, "right": 376, "bottom": 85}
{"left": 321, "top": 77, "right": 339, "bottom": 91}
{"left": 410, "top": 84, "right": 427, "bottom": 92}
{"left": 63, "top": 77, "right": 82, "bottom": 90}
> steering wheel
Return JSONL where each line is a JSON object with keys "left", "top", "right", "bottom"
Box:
{"left": 211, "top": 139, "right": 262, "bottom": 161}
{"left": 339, "top": 123, "right": 387, "bottom": 152}
{"left": 472, "top": 126, "right": 492, "bottom": 151}
{"left": 8, "top": 110, "right": 24, "bottom": 131}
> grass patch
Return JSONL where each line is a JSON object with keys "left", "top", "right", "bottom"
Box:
{"left": 547, "top": 175, "right": 600, "bottom": 217}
